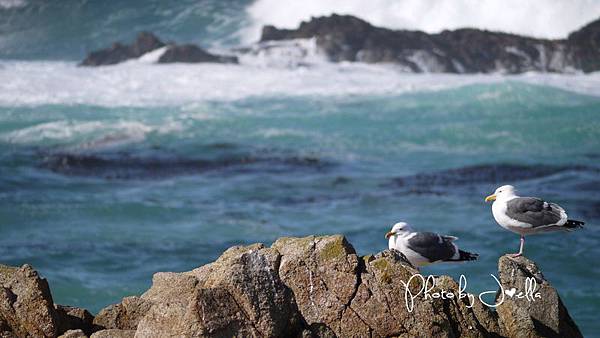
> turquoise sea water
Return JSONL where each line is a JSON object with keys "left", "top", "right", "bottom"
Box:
{"left": 1, "top": 1, "right": 600, "bottom": 336}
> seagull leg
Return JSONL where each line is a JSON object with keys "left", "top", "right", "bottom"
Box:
{"left": 510, "top": 236, "right": 524, "bottom": 257}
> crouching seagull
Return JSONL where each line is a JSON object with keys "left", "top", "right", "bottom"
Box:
{"left": 485, "top": 185, "right": 584, "bottom": 257}
{"left": 385, "top": 222, "right": 479, "bottom": 268}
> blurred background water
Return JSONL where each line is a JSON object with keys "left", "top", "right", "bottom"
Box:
{"left": 1, "top": 0, "right": 599, "bottom": 336}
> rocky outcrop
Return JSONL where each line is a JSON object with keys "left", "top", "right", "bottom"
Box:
{"left": 79, "top": 15, "right": 599, "bottom": 72}
{"left": 0, "top": 236, "right": 583, "bottom": 337}
{"left": 260, "top": 14, "right": 600, "bottom": 74}
{"left": 495, "top": 256, "right": 582, "bottom": 338}
{"left": 0, "top": 264, "right": 58, "bottom": 337}
{"left": 567, "top": 17, "right": 600, "bottom": 73}
{"left": 135, "top": 242, "right": 304, "bottom": 337}
{"left": 157, "top": 44, "right": 237, "bottom": 64}
{"left": 80, "top": 32, "right": 165, "bottom": 66}
{"left": 388, "top": 163, "right": 598, "bottom": 194}
{"left": 80, "top": 32, "right": 237, "bottom": 66}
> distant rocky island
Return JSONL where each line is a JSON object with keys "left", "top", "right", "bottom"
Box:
{"left": 81, "top": 14, "right": 600, "bottom": 74}
{"left": 80, "top": 32, "right": 238, "bottom": 66}
{"left": 260, "top": 14, "right": 600, "bottom": 74}
{"left": 0, "top": 235, "right": 582, "bottom": 337}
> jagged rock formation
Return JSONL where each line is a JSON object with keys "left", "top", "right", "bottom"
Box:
{"left": 79, "top": 15, "right": 600, "bottom": 72}
{"left": 79, "top": 32, "right": 165, "bottom": 66}
{"left": 157, "top": 44, "right": 237, "bottom": 64}
{"left": 567, "top": 17, "right": 600, "bottom": 73}
{"left": 260, "top": 14, "right": 600, "bottom": 74}
{"left": 80, "top": 32, "right": 237, "bottom": 66}
{"left": 0, "top": 264, "right": 58, "bottom": 337}
{"left": 495, "top": 256, "right": 582, "bottom": 338}
{"left": 0, "top": 235, "right": 583, "bottom": 337}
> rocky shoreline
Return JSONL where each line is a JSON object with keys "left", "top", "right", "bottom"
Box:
{"left": 0, "top": 235, "right": 582, "bottom": 337}
{"left": 260, "top": 14, "right": 600, "bottom": 74}
{"left": 81, "top": 14, "right": 600, "bottom": 74}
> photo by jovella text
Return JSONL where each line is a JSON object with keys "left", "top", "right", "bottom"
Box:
{"left": 401, "top": 274, "right": 541, "bottom": 312}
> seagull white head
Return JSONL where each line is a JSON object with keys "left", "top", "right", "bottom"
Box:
{"left": 485, "top": 185, "right": 517, "bottom": 202}
{"left": 385, "top": 222, "right": 413, "bottom": 239}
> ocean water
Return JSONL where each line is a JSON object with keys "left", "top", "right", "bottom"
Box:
{"left": 1, "top": 1, "right": 600, "bottom": 336}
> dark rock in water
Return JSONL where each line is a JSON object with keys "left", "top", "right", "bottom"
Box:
{"left": 567, "top": 18, "right": 600, "bottom": 73}
{"left": 0, "top": 236, "right": 584, "bottom": 337}
{"left": 80, "top": 32, "right": 165, "bottom": 66}
{"left": 496, "top": 255, "right": 582, "bottom": 337}
{"left": 260, "top": 14, "right": 600, "bottom": 73}
{"left": 391, "top": 163, "right": 594, "bottom": 190}
{"left": 81, "top": 32, "right": 237, "bottom": 66}
{"left": 158, "top": 44, "right": 238, "bottom": 64}
{"left": 40, "top": 150, "right": 329, "bottom": 179}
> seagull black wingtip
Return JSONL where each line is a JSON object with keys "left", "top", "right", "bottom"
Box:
{"left": 565, "top": 219, "right": 585, "bottom": 229}
{"left": 456, "top": 250, "right": 479, "bottom": 261}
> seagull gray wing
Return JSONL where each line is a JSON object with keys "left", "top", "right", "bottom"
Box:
{"left": 505, "top": 197, "right": 565, "bottom": 227}
{"left": 406, "top": 232, "right": 456, "bottom": 262}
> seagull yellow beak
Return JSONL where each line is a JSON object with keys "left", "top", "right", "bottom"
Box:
{"left": 385, "top": 231, "right": 395, "bottom": 239}
{"left": 485, "top": 194, "right": 496, "bottom": 202}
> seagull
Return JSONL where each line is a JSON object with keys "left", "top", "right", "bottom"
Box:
{"left": 385, "top": 222, "right": 479, "bottom": 268}
{"left": 485, "top": 185, "right": 584, "bottom": 257}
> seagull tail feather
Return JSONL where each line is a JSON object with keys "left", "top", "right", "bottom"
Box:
{"left": 448, "top": 250, "right": 479, "bottom": 262}
{"left": 565, "top": 219, "right": 585, "bottom": 229}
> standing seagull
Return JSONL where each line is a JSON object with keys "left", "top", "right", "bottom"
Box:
{"left": 385, "top": 222, "right": 479, "bottom": 268}
{"left": 485, "top": 185, "right": 584, "bottom": 257}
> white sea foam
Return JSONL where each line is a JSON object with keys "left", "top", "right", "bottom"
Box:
{"left": 1, "top": 118, "right": 183, "bottom": 146}
{"left": 2, "top": 121, "right": 105, "bottom": 143}
{"left": 136, "top": 47, "right": 169, "bottom": 64}
{"left": 237, "top": 38, "right": 327, "bottom": 68}
{"left": 243, "top": 0, "right": 600, "bottom": 42}
{"left": 0, "top": 0, "right": 26, "bottom": 9}
{"left": 1, "top": 60, "right": 600, "bottom": 108}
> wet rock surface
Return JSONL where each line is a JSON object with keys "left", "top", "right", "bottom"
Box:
{"left": 389, "top": 163, "right": 597, "bottom": 193}
{"left": 80, "top": 32, "right": 165, "bottom": 66}
{"left": 40, "top": 149, "right": 330, "bottom": 179}
{"left": 80, "top": 14, "right": 600, "bottom": 72}
{"left": 0, "top": 236, "right": 583, "bottom": 337}
{"left": 157, "top": 44, "right": 238, "bottom": 64}
{"left": 81, "top": 32, "right": 237, "bottom": 66}
{"left": 260, "top": 14, "right": 600, "bottom": 74}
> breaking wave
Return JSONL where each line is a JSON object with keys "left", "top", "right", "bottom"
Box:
{"left": 2, "top": 59, "right": 600, "bottom": 107}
